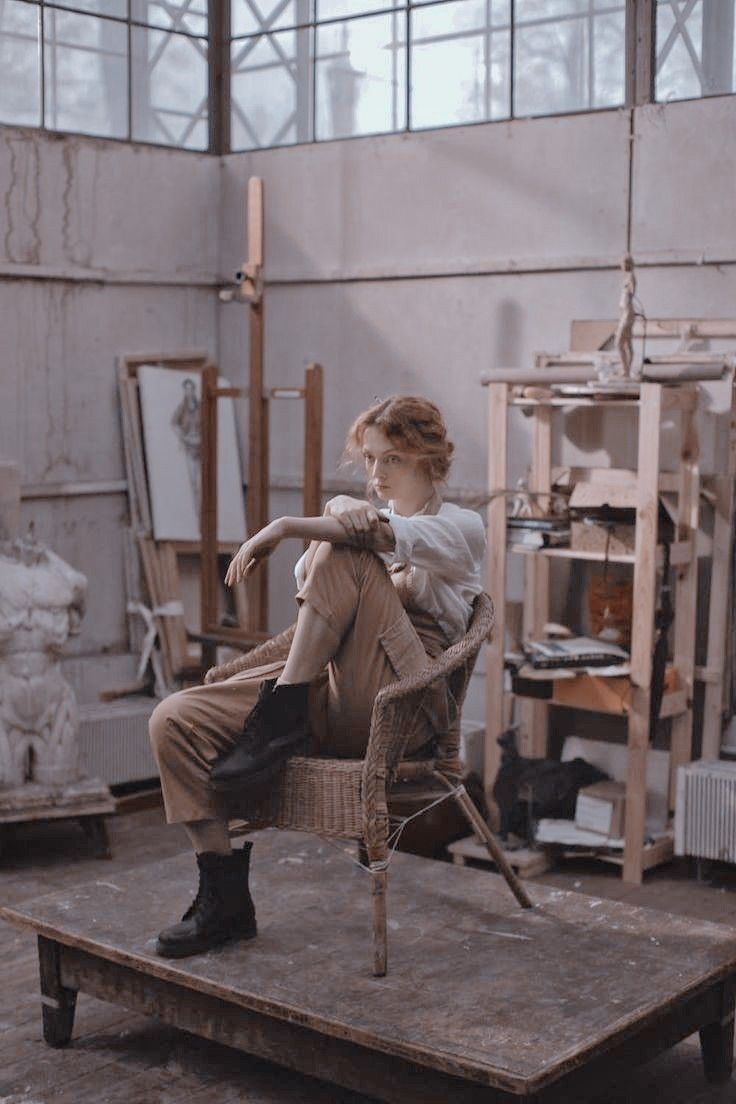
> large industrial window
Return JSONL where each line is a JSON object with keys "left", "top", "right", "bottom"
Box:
{"left": 3, "top": 2, "right": 736, "bottom": 154}
{"left": 229, "top": 0, "right": 628, "bottom": 151}
{"left": 0, "top": 0, "right": 209, "bottom": 149}
{"left": 655, "top": 0, "right": 736, "bottom": 102}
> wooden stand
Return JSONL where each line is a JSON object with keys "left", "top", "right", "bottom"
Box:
{"left": 484, "top": 379, "right": 702, "bottom": 884}
{"left": 0, "top": 779, "right": 115, "bottom": 860}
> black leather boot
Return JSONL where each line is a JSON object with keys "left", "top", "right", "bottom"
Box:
{"left": 155, "top": 844, "right": 257, "bottom": 958}
{"left": 210, "top": 679, "right": 310, "bottom": 794}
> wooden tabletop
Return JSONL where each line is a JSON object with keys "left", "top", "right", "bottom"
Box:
{"left": 3, "top": 830, "right": 736, "bottom": 1096}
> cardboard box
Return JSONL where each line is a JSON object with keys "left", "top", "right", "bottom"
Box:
{"left": 552, "top": 667, "right": 678, "bottom": 715}
{"left": 575, "top": 781, "right": 626, "bottom": 838}
{"left": 571, "top": 519, "right": 635, "bottom": 556}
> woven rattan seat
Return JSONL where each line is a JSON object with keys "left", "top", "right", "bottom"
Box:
{"left": 205, "top": 592, "right": 532, "bottom": 975}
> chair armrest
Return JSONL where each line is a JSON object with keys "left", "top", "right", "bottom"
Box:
{"left": 203, "top": 624, "right": 297, "bottom": 684}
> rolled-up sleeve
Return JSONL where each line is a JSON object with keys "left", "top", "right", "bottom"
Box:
{"left": 379, "top": 508, "right": 485, "bottom": 582}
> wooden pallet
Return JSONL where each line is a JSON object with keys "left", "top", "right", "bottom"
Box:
{"left": 448, "top": 833, "right": 553, "bottom": 878}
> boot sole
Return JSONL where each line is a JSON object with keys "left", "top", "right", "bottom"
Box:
{"left": 155, "top": 922, "right": 257, "bottom": 959}
{"left": 210, "top": 742, "right": 310, "bottom": 795}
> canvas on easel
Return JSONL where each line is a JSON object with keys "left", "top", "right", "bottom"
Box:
{"left": 137, "top": 365, "right": 247, "bottom": 544}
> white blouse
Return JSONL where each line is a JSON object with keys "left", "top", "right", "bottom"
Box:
{"left": 294, "top": 500, "right": 486, "bottom": 644}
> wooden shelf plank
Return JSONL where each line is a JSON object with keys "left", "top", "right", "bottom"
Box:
{"left": 508, "top": 540, "right": 692, "bottom": 567}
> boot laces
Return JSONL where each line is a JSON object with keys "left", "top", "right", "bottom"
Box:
{"left": 181, "top": 882, "right": 219, "bottom": 923}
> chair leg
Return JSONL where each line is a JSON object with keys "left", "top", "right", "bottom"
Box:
{"left": 370, "top": 864, "right": 388, "bottom": 977}
{"left": 441, "top": 777, "right": 534, "bottom": 910}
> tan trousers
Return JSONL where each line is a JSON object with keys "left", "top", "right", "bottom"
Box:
{"left": 150, "top": 544, "right": 447, "bottom": 825}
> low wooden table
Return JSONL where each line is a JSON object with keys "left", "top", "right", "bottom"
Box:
{"left": 1, "top": 831, "right": 735, "bottom": 1103}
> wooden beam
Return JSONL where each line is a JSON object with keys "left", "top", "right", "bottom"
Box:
{"left": 200, "top": 363, "right": 219, "bottom": 672}
{"left": 303, "top": 363, "right": 324, "bottom": 522}
{"left": 485, "top": 383, "right": 508, "bottom": 812}
{"left": 624, "top": 382, "right": 662, "bottom": 885}
{"left": 669, "top": 405, "right": 699, "bottom": 804}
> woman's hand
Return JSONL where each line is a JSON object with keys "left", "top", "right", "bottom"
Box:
{"left": 225, "top": 519, "right": 285, "bottom": 586}
{"left": 324, "top": 495, "right": 382, "bottom": 540}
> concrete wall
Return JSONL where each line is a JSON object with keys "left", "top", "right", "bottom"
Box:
{"left": 3, "top": 93, "right": 736, "bottom": 710}
{"left": 0, "top": 128, "right": 220, "bottom": 694}
{"left": 219, "top": 95, "right": 736, "bottom": 719}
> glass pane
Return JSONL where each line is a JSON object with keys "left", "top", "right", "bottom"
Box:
{"left": 315, "top": 12, "right": 406, "bottom": 139}
{"left": 131, "top": 0, "right": 208, "bottom": 36}
{"left": 411, "top": 1, "right": 510, "bottom": 128}
{"left": 514, "top": 11, "right": 625, "bottom": 115}
{"left": 318, "top": 0, "right": 403, "bottom": 19}
{"left": 656, "top": 0, "right": 734, "bottom": 101}
{"left": 593, "top": 10, "right": 626, "bottom": 107}
{"left": 44, "top": 9, "right": 128, "bottom": 138}
{"left": 0, "top": 0, "right": 41, "bottom": 127}
{"left": 50, "top": 0, "right": 128, "bottom": 17}
{"left": 410, "top": 0, "right": 511, "bottom": 24}
{"left": 132, "top": 26, "right": 209, "bottom": 148}
{"left": 231, "top": 27, "right": 312, "bottom": 149}
{"left": 232, "top": 0, "right": 312, "bottom": 36}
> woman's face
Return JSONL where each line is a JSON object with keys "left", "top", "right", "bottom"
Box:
{"left": 361, "top": 425, "right": 429, "bottom": 503}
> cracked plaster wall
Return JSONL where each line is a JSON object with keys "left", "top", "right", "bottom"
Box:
{"left": 2, "top": 95, "right": 735, "bottom": 702}
{"left": 0, "top": 128, "right": 220, "bottom": 681}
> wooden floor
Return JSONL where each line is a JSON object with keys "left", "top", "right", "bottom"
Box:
{"left": 2, "top": 803, "right": 736, "bottom": 1103}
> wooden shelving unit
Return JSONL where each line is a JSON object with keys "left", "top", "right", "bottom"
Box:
{"left": 483, "top": 381, "right": 701, "bottom": 884}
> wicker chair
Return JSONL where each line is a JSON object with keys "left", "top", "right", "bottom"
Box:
{"left": 205, "top": 592, "right": 532, "bottom": 975}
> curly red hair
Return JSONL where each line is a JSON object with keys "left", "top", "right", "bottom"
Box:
{"left": 344, "top": 396, "right": 454, "bottom": 483}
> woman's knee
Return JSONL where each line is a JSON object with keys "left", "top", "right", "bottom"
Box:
{"left": 309, "top": 540, "right": 380, "bottom": 579}
{"left": 149, "top": 692, "right": 189, "bottom": 762}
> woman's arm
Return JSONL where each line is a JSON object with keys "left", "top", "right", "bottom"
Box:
{"left": 225, "top": 514, "right": 395, "bottom": 586}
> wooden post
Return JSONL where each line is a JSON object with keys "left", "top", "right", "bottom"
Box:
{"left": 624, "top": 382, "right": 662, "bottom": 885}
{"left": 38, "top": 937, "right": 77, "bottom": 1048}
{"left": 485, "top": 384, "right": 508, "bottom": 810}
{"left": 702, "top": 382, "right": 736, "bottom": 758}
{"left": 200, "top": 363, "right": 219, "bottom": 672}
{"left": 669, "top": 400, "right": 699, "bottom": 803}
{"left": 303, "top": 363, "right": 324, "bottom": 522}
{"left": 246, "top": 177, "right": 269, "bottom": 632}
{"left": 521, "top": 406, "right": 552, "bottom": 758}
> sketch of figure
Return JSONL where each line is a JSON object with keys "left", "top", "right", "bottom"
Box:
{"left": 171, "top": 378, "right": 202, "bottom": 516}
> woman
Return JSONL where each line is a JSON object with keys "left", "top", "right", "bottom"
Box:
{"left": 150, "top": 395, "right": 485, "bottom": 958}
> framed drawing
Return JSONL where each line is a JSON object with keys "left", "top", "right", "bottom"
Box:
{"left": 137, "top": 365, "right": 247, "bottom": 543}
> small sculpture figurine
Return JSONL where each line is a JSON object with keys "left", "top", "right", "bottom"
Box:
{"left": 614, "top": 253, "right": 637, "bottom": 379}
{"left": 0, "top": 537, "right": 87, "bottom": 787}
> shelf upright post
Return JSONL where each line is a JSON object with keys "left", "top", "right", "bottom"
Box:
{"left": 521, "top": 404, "right": 552, "bottom": 757}
{"left": 485, "top": 383, "right": 509, "bottom": 814}
{"left": 624, "top": 382, "right": 662, "bottom": 884}
{"left": 669, "top": 392, "right": 700, "bottom": 802}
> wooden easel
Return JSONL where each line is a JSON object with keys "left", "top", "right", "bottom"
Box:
{"left": 199, "top": 360, "right": 324, "bottom": 671}
{"left": 219, "top": 177, "right": 269, "bottom": 633}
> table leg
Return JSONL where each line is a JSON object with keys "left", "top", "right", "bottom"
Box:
{"left": 699, "top": 979, "right": 735, "bottom": 1085}
{"left": 38, "top": 936, "right": 78, "bottom": 1048}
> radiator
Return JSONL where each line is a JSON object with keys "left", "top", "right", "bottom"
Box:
{"left": 675, "top": 760, "right": 736, "bottom": 862}
{"left": 78, "top": 696, "right": 159, "bottom": 787}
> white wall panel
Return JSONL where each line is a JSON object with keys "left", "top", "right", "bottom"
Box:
{"left": 632, "top": 97, "right": 736, "bottom": 262}
{"left": 222, "top": 110, "right": 631, "bottom": 281}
